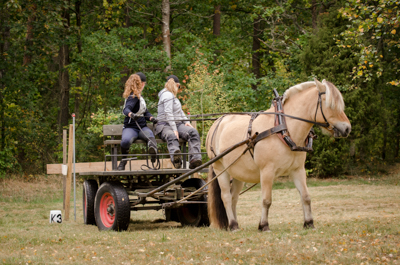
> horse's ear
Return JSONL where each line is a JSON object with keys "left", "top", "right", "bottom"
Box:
{"left": 314, "top": 78, "right": 326, "bottom": 92}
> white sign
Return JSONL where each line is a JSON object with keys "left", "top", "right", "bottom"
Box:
{"left": 49, "top": 210, "right": 62, "bottom": 224}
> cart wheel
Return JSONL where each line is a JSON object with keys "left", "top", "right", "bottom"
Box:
{"left": 165, "top": 208, "right": 179, "bottom": 222}
{"left": 94, "top": 182, "right": 130, "bottom": 231}
{"left": 83, "top": 179, "right": 98, "bottom": 225}
{"left": 177, "top": 178, "right": 210, "bottom": 227}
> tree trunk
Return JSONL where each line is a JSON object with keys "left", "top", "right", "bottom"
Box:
{"left": 213, "top": 5, "right": 221, "bottom": 36}
{"left": 143, "top": 0, "right": 150, "bottom": 42}
{"left": 23, "top": 3, "right": 36, "bottom": 66}
{"left": 162, "top": 0, "right": 171, "bottom": 72}
{"left": 382, "top": 121, "right": 387, "bottom": 160}
{"left": 0, "top": 13, "right": 10, "bottom": 152}
{"left": 74, "top": 0, "right": 82, "bottom": 121}
{"left": 311, "top": 0, "right": 317, "bottom": 30}
{"left": 125, "top": 1, "right": 132, "bottom": 28}
{"left": 252, "top": 16, "right": 262, "bottom": 90}
{"left": 396, "top": 110, "right": 400, "bottom": 158}
{"left": 58, "top": 1, "right": 71, "bottom": 133}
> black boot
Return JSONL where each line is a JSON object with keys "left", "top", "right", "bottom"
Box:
{"left": 117, "top": 147, "right": 128, "bottom": 171}
{"left": 148, "top": 137, "right": 158, "bottom": 163}
{"left": 117, "top": 160, "right": 127, "bottom": 171}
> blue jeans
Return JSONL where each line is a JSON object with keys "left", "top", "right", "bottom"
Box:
{"left": 120, "top": 126, "right": 155, "bottom": 150}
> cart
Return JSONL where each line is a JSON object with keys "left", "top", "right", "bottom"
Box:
{"left": 79, "top": 124, "right": 210, "bottom": 231}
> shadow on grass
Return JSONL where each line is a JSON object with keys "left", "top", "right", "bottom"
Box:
{"left": 127, "top": 218, "right": 182, "bottom": 231}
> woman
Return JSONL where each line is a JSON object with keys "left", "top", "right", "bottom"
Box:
{"left": 118, "top": 72, "right": 158, "bottom": 171}
{"left": 155, "top": 75, "right": 202, "bottom": 169}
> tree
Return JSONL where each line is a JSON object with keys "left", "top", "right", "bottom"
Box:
{"left": 58, "top": 0, "right": 71, "bottom": 133}
{"left": 162, "top": 0, "right": 171, "bottom": 72}
{"left": 338, "top": 0, "right": 400, "bottom": 160}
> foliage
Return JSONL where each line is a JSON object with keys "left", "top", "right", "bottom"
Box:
{"left": 183, "top": 53, "right": 231, "bottom": 146}
{"left": 1, "top": 0, "right": 399, "bottom": 177}
{"left": 338, "top": 0, "right": 400, "bottom": 86}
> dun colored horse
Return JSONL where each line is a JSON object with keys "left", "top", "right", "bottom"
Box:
{"left": 206, "top": 78, "right": 351, "bottom": 231}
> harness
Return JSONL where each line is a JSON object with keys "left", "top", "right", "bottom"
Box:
{"left": 210, "top": 89, "right": 329, "bottom": 157}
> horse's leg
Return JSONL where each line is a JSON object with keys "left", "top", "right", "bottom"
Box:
{"left": 259, "top": 170, "right": 274, "bottom": 232}
{"left": 231, "top": 179, "right": 244, "bottom": 221}
{"left": 291, "top": 169, "right": 314, "bottom": 229}
{"left": 218, "top": 172, "right": 239, "bottom": 231}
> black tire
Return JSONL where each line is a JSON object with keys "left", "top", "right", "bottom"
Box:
{"left": 94, "top": 181, "right": 131, "bottom": 231}
{"left": 177, "top": 178, "right": 210, "bottom": 227}
{"left": 165, "top": 208, "right": 179, "bottom": 222}
{"left": 83, "top": 179, "right": 98, "bottom": 225}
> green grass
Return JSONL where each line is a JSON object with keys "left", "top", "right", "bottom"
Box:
{"left": 0, "top": 172, "right": 399, "bottom": 264}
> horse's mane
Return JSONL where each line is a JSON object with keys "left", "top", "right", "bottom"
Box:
{"left": 282, "top": 80, "right": 344, "bottom": 112}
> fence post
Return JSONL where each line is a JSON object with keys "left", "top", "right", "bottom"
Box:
{"left": 62, "top": 130, "right": 67, "bottom": 210}
{"left": 65, "top": 124, "right": 73, "bottom": 221}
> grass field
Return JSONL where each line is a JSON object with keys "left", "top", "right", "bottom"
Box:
{"left": 0, "top": 168, "right": 399, "bottom": 265}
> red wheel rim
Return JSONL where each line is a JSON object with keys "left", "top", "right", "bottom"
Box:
{"left": 99, "top": 192, "right": 115, "bottom": 227}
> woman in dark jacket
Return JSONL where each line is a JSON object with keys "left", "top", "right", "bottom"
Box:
{"left": 118, "top": 72, "right": 158, "bottom": 171}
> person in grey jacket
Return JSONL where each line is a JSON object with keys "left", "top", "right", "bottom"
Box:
{"left": 155, "top": 75, "right": 202, "bottom": 169}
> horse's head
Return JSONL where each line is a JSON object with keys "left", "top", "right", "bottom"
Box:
{"left": 314, "top": 78, "right": 351, "bottom": 138}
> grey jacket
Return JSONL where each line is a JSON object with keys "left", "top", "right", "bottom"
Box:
{"left": 155, "top": 88, "right": 189, "bottom": 134}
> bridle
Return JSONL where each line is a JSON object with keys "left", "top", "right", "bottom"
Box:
{"left": 314, "top": 91, "right": 334, "bottom": 131}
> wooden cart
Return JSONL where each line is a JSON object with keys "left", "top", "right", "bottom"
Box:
{"left": 80, "top": 124, "right": 209, "bottom": 231}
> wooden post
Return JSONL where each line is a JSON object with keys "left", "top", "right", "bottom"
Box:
{"left": 65, "top": 124, "right": 73, "bottom": 221}
{"left": 62, "top": 130, "right": 67, "bottom": 210}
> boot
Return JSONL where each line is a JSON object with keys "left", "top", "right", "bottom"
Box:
{"left": 117, "top": 160, "right": 127, "bottom": 171}
{"left": 117, "top": 147, "right": 129, "bottom": 171}
{"left": 172, "top": 150, "right": 182, "bottom": 169}
{"left": 148, "top": 137, "right": 158, "bottom": 163}
{"left": 189, "top": 158, "right": 202, "bottom": 169}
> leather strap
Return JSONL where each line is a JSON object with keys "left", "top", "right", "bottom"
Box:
{"left": 253, "top": 123, "right": 288, "bottom": 146}
{"left": 210, "top": 115, "right": 226, "bottom": 157}
{"left": 247, "top": 113, "right": 259, "bottom": 137}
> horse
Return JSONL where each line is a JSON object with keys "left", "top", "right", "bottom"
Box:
{"left": 206, "top": 78, "right": 351, "bottom": 231}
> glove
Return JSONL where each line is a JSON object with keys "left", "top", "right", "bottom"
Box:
{"left": 129, "top": 112, "right": 139, "bottom": 120}
{"left": 151, "top": 118, "right": 158, "bottom": 124}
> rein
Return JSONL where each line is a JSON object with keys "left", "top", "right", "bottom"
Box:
{"left": 188, "top": 91, "right": 331, "bottom": 129}
{"left": 134, "top": 120, "right": 161, "bottom": 170}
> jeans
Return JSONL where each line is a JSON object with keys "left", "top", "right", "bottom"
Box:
{"left": 158, "top": 123, "right": 201, "bottom": 162}
{"left": 120, "top": 126, "right": 155, "bottom": 150}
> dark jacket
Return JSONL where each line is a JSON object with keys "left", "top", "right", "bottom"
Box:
{"left": 122, "top": 94, "right": 153, "bottom": 129}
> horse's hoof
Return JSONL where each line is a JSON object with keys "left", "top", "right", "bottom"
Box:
{"left": 303, "top": 220, "right": 315, "bottom": 229}
{"left": 229, "top": 221, "right": 239, "bottom": 231}
{"left": 258, "top": 222, "right": 270, "bottom": 232}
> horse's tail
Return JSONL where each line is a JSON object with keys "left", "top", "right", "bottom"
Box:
{"left": 208, "top": 164, "right": 228, "bottom": 230}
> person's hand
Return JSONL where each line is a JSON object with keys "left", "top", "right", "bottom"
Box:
{"left": 185, "top": 123, "right": 194, "bottom": 128}
{"left": 151, "top": 117, "right": 158, "bottom": 124}
{"left": 129, "top": 112, "right": 138, "bottom": 120}
{"left": 174, "top": 130, "right": 179, "bottom": 140}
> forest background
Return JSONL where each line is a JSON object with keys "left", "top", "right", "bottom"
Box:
{"left": 0, "top": 0, "right": 399, "bottom": 178}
